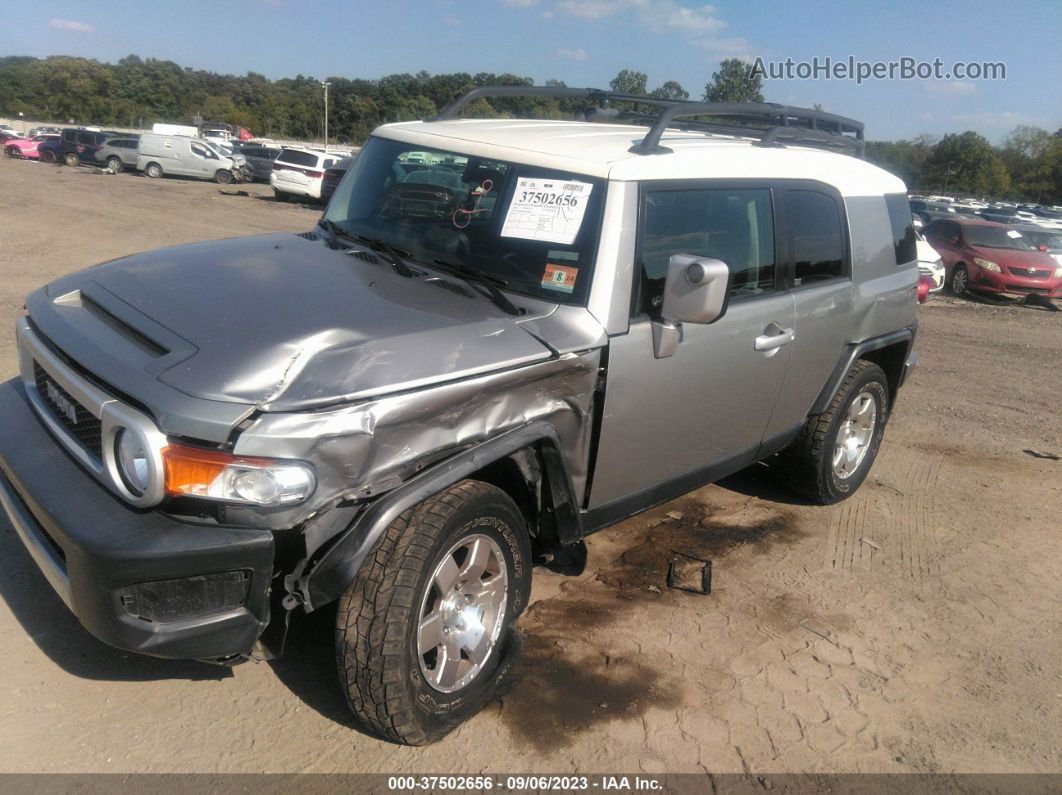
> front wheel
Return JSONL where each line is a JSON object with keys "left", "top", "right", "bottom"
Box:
{"left": 214, "top": 169, "right": 233, "bottom": 184}
{"left": 950, "top": 264, "right": 970, "bottom": 296}
{"left": 63, "top": 152, "right": 79, "bottom": 167}
{"left": 780, "top": 360, "right": 889, "bottom": 504}
{"left": 335, "top": 480, "right": 531, "bottom": 745}
{"left": 40, "top": 149, "right": 57, "bottom": 164}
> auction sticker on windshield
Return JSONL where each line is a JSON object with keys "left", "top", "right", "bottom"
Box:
{"left": 501, "top": 177, "right": 593, "bottom": 245}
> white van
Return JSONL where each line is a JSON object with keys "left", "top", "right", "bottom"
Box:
{"left": 137, "top": 134, "right": 241, "bottom": 183}
{"left": 270, "top": 147, "right": 346, "bottom": 201}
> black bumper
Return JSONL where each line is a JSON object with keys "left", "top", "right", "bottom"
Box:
{"left": 0, "top": 380, "right": 275, "bottom": 660}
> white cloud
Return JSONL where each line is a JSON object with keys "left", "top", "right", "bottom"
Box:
{"left": 48, "top": 18, "right": 95, "bottom": 32}
{"left": 925, "top": 81, "right": 977, "bottom": 96}
{"left": 556, "top": 47, "right": 589, "bottom": 61}
{"left": 503, "top": 0, "right": 538, "bottom": 6}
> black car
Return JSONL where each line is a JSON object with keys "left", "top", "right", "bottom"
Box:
{"left": 320, "top": 156, "right": 354, "bottom": 203}
{"left": 232, "top": 144, "right": 281, "bottom": 181}
{"left": 909, "top": 198, "right": 956, "bottom": 224}
{"left": 55, "top": 128, "right": 123, "bottom": 167}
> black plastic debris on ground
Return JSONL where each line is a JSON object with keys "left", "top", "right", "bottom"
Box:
{"left": 667, "top": 551, "right": 712, "bottom": 595}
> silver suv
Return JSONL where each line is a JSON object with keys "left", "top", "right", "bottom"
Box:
{"left": 0, "top": 87, "right": 918, "bottom": 745}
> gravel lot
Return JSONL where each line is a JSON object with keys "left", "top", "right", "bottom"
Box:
{"left": 0, "top": 158, "right": 1060, "bottom": 775}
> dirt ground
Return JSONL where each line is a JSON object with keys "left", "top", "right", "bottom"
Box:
{"left": 0, "top": 158, "right": 1059, "bottom": 775}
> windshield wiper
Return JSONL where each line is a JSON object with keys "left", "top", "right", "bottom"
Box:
{"left": 354, "top": 235, "right": 421, "bottom": 278}
{"left": 429, "top": 259, "right": 526, "bottom": 316}
{"left": 316, "top": 218, "right": 355, "bottom": 250}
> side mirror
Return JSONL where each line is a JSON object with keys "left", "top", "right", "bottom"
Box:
{"left": 661, "top": 254, "right": 731, "bottom": 325}
{"left": 651, "top": 255, "right": 731, "bottom": 359}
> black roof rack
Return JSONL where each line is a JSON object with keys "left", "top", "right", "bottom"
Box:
{"left": 430, "top": 85, "right": 865, "bottom": 158}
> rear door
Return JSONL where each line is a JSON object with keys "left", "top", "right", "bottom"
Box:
{"left": 588, "top": 180, "right": 794, "bottom": 509}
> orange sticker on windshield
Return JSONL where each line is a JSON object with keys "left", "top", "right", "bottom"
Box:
{"left": 542, "top": 263, "right": 579, "bottom": 293}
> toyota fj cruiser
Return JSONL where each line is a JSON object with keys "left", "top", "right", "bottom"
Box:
{"left": 0, "top": 87, "right": 918, "bottom": 745}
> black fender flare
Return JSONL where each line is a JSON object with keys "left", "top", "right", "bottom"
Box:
{"left": 298, "top": 421, "right": 583, "bottom": 611}
{"left": 809, "top": 326, "right": 916, "bottom": 416}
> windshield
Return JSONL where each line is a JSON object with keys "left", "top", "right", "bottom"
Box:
{"left": 324, "top": 136, "right": 606, "bottom": 305}
{"left": 965, "top": 225, "right": 1036, "bottom": 251}
{"left": 1023, "top": 229, "right": 1062, "bottom": 250}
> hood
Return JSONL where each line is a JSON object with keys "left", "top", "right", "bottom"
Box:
{"left": 38, "top": 233, "right": 565, "bottom": 412}
{"left": 969, "top": 245, "right": 1058, "bottom": 269}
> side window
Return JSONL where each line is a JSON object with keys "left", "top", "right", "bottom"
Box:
{"left": 190, "top": 143, "right": 209, "bottom": 158}
{"left": 76, "top": 132, "right": 95, "bottom": 145}
{"left": 884, "top": 194, "right": 917, "bottom": 265}
{"left": 787, "top": 189, "right": 845, "bottom": 285}
{"left": 637, "top": 186, "right": 776, "bottom": 313}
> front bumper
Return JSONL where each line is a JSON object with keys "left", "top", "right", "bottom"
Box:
{"left": 969, "top": 266, "right": 1062, "bottom": 298}
{"left": 0, "top": 379, "right": 275, "bottom": 660}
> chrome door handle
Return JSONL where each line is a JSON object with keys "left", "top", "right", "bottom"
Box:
{"left": 754, "top": 327, "right": 795, "bottom": 352}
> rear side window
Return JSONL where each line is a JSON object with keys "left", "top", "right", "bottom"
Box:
{"left": 787, "top": 190, "right": 845, "bottom": 284}
{"left": 278, "top": 149, "right": 318, "bottom": 168}
{"left": 76, "top": 132, "right": 96, "bottom": 145}
{"left": 885, "top": 194, "right": 917, "bottom": 265}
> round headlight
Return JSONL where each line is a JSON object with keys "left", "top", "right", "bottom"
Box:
{"left": 115, "top": 428, "right": 150, "bottom": 496}
{"left": 232, "top": 469, "right": 281, "bottom": 505}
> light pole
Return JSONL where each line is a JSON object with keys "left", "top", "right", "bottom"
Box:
{"left": 321, "top": 80, "right": 331, "bottom": 151}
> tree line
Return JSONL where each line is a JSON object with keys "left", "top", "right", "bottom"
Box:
{"left": 2, "top": 54, "right": 1058, "bottom": 203}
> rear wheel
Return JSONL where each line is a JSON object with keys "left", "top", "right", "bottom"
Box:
{"left": 63, "top": 152, "right": 79, "bottom": 167}
{"left": 106, "top": 156, "right": 123, "bottom": 174}
{"left": 273, "top": 189, "right": 289, "bottom": 202}
{"left": 145, "top": 162, "right": 163, "bottom": 179}
{"left": 335, "top": 480, "right": 531, "bottom": 745}
{"left": 950, "top": 264, "right": 970, "bottom": 296}
{"left": 214, "top": 169, "right": 233, "bottom": 184}
{"left": 5, "top": 146, "right": 18, "bottom": 158}
{"left": 780, "top": 360, "right": 889, "bottom": 504}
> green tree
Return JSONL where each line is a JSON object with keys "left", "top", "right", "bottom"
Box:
{"left": 650, "top": 80, "right": 689, "bottom": 101}
{"left": 609, "top": 69, "right": 648, "bottom": 96}
{"left": 923, "top": 132, "right": 1010, "bottom": 196}
{"left": 703, "top": 58, "right": 764, "bottom": 103}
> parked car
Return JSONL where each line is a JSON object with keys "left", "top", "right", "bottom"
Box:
{"left": 1014, "top": 225, "right": 1062, "bottom": 266}
{"left": 231, "top": 144, "right": 281, "bottom": 181}
{"left": 909, "top": 198, "right": 955, "bottom": 224}
{"left": 4, "top": 133, "right": 60, "bottom": 159}
{"left": 137, "top": 133, "right": 243, "bottom": 183}
{"left": 320, "top": 155, "right": 354, "bottom": 203}
{"left": 93, "top": 136, "right": 141, "bottom": 173}
{"left": 915, "top": 232, "right": 945, "bottom": 293}
{"left": 26, "top": 126, "right": 61, "bottom": 138}
{"left": 923, "top": 217, "right": 1062, "bottom": 298}
{"left": 0, "top": 87, "right": 919, "bottom": 745}
{"left": 0, "top": 124, "right": 18, "bottom": 136}
{"left": 270, "top": 147, "right": 344, "bottom": 201}
{"left": 54, "top": 128, "right": 116, "bottom": 167}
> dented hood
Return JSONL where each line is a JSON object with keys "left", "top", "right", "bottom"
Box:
{"left": 41, "top": 233, "right": 557, "bottom": 411}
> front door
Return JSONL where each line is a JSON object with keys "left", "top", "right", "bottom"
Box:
{"left": 588, "top": 182, "right": 794, "bottom": 509}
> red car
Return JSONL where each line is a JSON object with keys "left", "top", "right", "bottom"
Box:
{"left": 4, "top": 133, "right": 61, "bottom": 160}
{"left": 924, "top": 218, "right": 1062, "bottom": 299}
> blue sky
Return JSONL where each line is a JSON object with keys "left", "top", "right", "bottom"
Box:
{"left": 4, "top": 0, "right": 1060, "bottom": 141}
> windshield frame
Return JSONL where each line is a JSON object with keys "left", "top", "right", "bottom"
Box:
{"left": 322, "top": 135, "right": 607, "bottom": 307}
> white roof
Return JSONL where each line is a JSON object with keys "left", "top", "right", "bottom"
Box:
{"left": 376, "top": 119, "right": 905, "bottom": 197}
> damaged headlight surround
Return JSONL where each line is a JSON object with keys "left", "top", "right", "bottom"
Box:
{"left": 162, "top": 442, "right": 316, "bottom": 507}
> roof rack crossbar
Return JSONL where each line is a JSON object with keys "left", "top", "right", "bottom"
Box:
{"left": 429, "top": 86, "right": 866, "bottom": 158}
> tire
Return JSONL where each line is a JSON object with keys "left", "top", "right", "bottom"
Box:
{"left": 5, "top": 147, "right": 18, "bottom": 159}
{"left": 780, "top": 360, "right": 889, "bottom": 505}
{"left": 950, "top": 264, "right": 969, "bottom": 296}
{"left": 63, "top": 152, "right": 79, "bottom": 167}
{"left": 336, "top": 480, "right": 531, "bottom": 745}
{"left": 214, "top": 169, "right": 233, "bottom": 184}
{"left": 273, "top": 189, "right": 289, "bottom": 202}
{"left": 106, "top": 156, "right": 123, "bottom": 174}
{"left": 145, "top": 162, "right": 163, "bottom": 179}
{"left": 40, "top": 149, "right": 57, "bottom": 164}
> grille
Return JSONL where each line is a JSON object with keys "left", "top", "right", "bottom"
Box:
{"left": 1006, "top": 267, "right": 1051, "bottom": 278}
{"left": 82, "top": 295, "right": 168, "bottom": 356}
{"left": 1004, "top": 284, "right": 1050, "bottom": 294}
{"left": 32, "top": 361, "right": 103, "bottom": 459}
